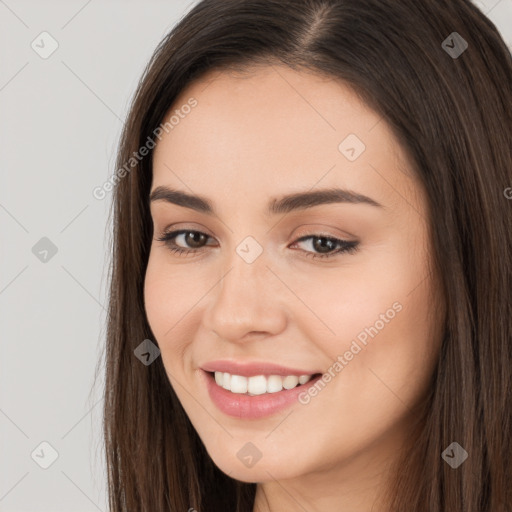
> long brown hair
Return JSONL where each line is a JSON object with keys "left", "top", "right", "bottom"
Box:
{"left": 99, "top": 0, "right": 512, "bottom": 510}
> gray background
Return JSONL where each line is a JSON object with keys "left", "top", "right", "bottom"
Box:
{"left": 1, "top": 0, "right": 511, "bottom": 510}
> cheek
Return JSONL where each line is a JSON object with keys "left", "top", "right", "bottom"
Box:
{"left": 297, "top": 237, "right": 440, "bottom": 415}
{"left": 291, "top": 285, "right": 439, "bottom": 462}
{"left": 143, "top": 253, "right": 200, "bottom": 370}
{"left": 284, "top": 250, "right": 422, "bottom": 356}
{"left": 144, "top": 255, "right": 172, "bottom": 339}
{"left": 144, "top": 251, "right": 202, "bottom": 332}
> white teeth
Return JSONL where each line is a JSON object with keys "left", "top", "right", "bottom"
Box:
{"left": 298, "top": 374, "right": 311, "bottom": 385}
{"left": 212, "top": 371, "right": 314, "bottom": 395}
{"left": 248, "top": 375, "right": 267, "bottom": 395}
{"left": 230, "top": 374, "right": 248, "bottom": 394}
{"left": 266, "top": 375, "right": 283, "bottom": 393}
{"left": 283, "top": 375, "right": 299, "bottom": 389}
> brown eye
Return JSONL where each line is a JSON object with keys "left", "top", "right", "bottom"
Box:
{"left": 155, "top": 229, "right": 214, "bottom": 256}
{"left": 156, "top": 230, "right": 358, "bottom": 260}
{"left": 290, "top": 235, "right": 359, "bottom": 260}
{"left": 182, "top": 231, "right": 208, "bottom": 248}
{"left": 311, "top": 237, "right": 338, "bottom": 254}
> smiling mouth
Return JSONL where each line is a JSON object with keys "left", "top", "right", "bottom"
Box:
{"left": 207, "top": 371, "right": 323, "bottom": 396}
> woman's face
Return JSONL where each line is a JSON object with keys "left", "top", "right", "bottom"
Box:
{"left": 144, "top": 64, "right": 445, "bottom": 487}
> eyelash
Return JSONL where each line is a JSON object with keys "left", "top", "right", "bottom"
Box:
{"left": 155, "top": 229, "right": 359, "bottom": 260}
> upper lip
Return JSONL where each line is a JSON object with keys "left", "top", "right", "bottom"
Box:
{"left": 201, "top": 360, "right": 322, "bottom": 377}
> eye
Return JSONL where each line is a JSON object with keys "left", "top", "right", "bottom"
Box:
{"left": 155, "top": 229, "right": 359, "bottom": 260}
{"left": 289, "top": 234, "right": 359, "bottom": 259}
{"left": 155, "top": 229, "right": 216, "bottom": 257}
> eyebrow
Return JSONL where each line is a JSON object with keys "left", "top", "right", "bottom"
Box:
{"left": 149, "top": 185, "right": 384, "bottom": 215}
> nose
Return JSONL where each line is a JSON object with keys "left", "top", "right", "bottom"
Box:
{"left": 202, "top": 248, "right": 287, "bottom": 343}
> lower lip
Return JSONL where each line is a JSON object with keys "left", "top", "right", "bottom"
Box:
{"left": 201, "top": 369, "right": 322, "bottom": 419}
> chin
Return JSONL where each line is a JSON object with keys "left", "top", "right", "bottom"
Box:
{"left": 205, "top": 443, "right": 311, "bottom": 483}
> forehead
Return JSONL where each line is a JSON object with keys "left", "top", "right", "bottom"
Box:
{"left": 151, "top": 64, "right": 420, "bottom": 216}
{"left": 154, "top": 64, "right": 379, "bottom": 161}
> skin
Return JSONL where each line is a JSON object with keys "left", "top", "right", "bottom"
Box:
{"left": 144, "top": 64, "right": 446, "bottom": 512}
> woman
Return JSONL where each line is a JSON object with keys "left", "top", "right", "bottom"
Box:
{"left": 102, "top": 0, "right": 512, "bottom": 510}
